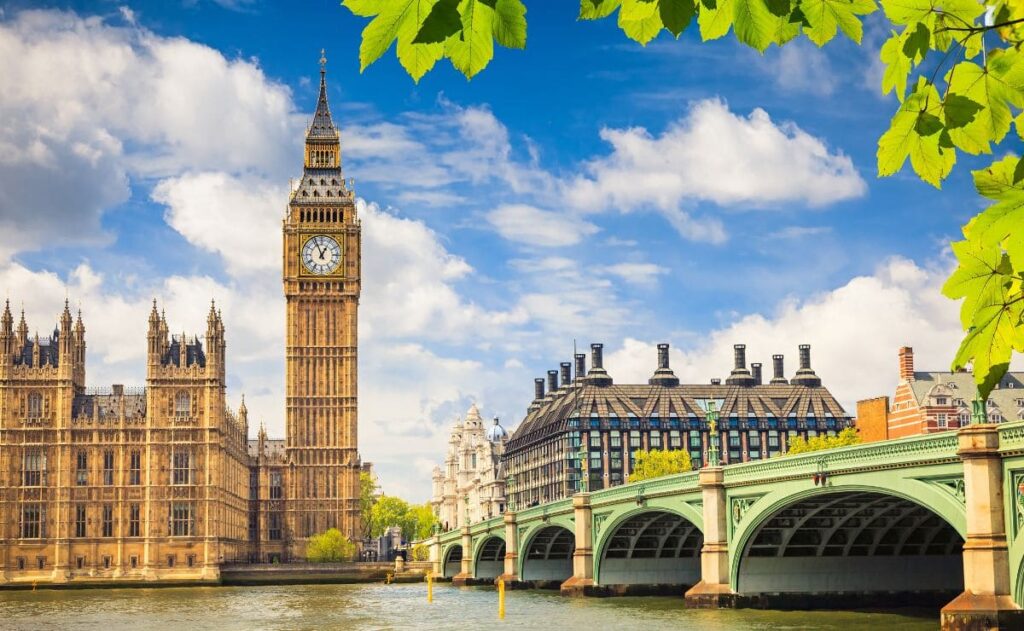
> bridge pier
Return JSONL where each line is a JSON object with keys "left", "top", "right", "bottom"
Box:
{"left": 429, "top": 535, "right": 442, "bottom": 578}
{"left": 560, "top": 493, "right": 594, "bottom": 596}
{"left": 941, "top": 425, "right": 1023, "bottom": 630}
{"left": 684, "top": 468, "right": 738, "bottom": 608}
{"left": 451, "top": 527, "right": 473, "bottom": 586}
{"left": 496, "top": 511, "right": 519, "bottom": 585}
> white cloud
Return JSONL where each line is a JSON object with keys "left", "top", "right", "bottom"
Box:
{"left": 606, "top": 262, "right": 669, "bottom": 287}
{"left": 154, "top": 172, "right": 285, "bottom": 276}
{"left": 765, "top": 42, "right": 838, "bottom": 96}
{"left": 602, "top": 257, "right": 1012, "bottom": 412}
{"left": 563, "top": 99, "right": 866, "bottom": 241}
{"left": 0, "top": 9, "right": 303, "bottom": 257}
{"left": 486, "top": 204, "right": 599, "bottom": 247}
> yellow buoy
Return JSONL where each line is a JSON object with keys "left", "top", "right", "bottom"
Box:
{"left": 498, "top": 578, "right": 505, "bottom": 620}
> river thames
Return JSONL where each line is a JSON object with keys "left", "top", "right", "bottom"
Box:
{"left": 0, "top": 583, "right": 938, "bottom": 630}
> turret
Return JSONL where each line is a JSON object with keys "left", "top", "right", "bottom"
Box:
{"left": 0, "top": 299, "right": 12, "bottom": 359}
{"left": 59, "top": 299, "right": 73, "bottom": 357}
{"left": 16, "top": 308, "right": 27, "bottom": 348}
{"left": 205, "top": 299, "right": 225, "bottom": 378}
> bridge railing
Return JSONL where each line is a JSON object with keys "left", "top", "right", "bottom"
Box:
{"left": 723, "top": 429, "right": 960, "bottom": 486}
{"left": 590, "top": 470, "right": 699, "bottom": 507}
{"left": 998, "top": 420, "right": 1024, "bottom": 454}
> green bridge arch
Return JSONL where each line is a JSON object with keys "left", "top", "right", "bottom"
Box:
{"left": 728, "top": 473, "right": 968, "bottom": 594}
{"left": 592, "top": 499, "right": 704, "bottom": 586}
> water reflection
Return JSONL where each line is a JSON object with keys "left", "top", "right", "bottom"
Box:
{"left": 0, "top": 583, "right": 937, "bottom": 631}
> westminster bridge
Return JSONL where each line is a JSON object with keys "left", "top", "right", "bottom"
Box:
{"left": 429, "top": 422, "right": 1024, "bottom": 629}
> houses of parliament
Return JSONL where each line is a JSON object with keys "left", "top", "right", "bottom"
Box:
{"left": 0, "top": 58, "right": 361, "bottom": 585}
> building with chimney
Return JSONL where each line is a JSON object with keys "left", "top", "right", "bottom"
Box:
{"left": 0, "top": 299, "right": 251, "bottom": 585}
{"left": 856, "top": 346, "right": 1024, "bottom": 442}
{"left": 504, "top": 343, "right": 853, "bottom": 508}
{"left": 431, "top": 404, "right": 509, "bottom": 530}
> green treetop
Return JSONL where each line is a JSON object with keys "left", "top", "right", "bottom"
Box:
{"left": 628, "top": 448, "right": 694, "bottom": 482}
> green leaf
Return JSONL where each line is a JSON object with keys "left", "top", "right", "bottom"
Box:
{"left": 943, "top": 94, "right": 985, "bottom": 129}
{"left": 800, "top": 0, "right": 876, "bottom": 46}
{"left": 342, "top": 0, "right": 382, "bottom": 18}
{"left": 733, "top": 0, "right": 776, "bottom": 51}
{"left": 968, "top": 157, "right": 1024, "bottom": 271}
{"left": 950, "top": 283, "right": 1023, "bottom": 399}
{"left": 580, "top": 0, "right": 623, "bottom": 19}
{"left": 698, "top": 0, "right": 735, "bottom": 38}
{"left": 445, "top": 0, "right": 496, "bottom": 78}
{"left": 881, "top": 0, "right": 984, "bottom": 27}
{"left": 619, "top": 0, "right": 665, "bottom": 44}
{"left": 877, "top": 78, "right": 956, "bottom": 187}
{"left": 945, "top": 56, "right": 1024, "bottom": 155}
{"left": 901, "top": 21, "right": 928, "bottom": 62}
{"left": 414, "top": 0, "right": 463, "bottom": 43}
{"left": 660, "top": 0, "right": 697, "bottom": 35}
{"left": 879, "top": 30, "right": 911, "bottom": 100}
{"left": 943, "top": 237, "right": 1014, "bottom": 327}
{"left": 491, "top": 0, "right": 527, "bottom": 48}
{"left": 357, "top": 0, "right": 418, "bottom": 72}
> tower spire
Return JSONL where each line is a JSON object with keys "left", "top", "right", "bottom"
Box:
{"left": 307, "top": 49, "right": 337, "bottom": 142}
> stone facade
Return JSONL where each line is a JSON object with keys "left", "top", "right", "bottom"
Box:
{"left": 857, "top": 346, "right": 1024, "bottom": 441}
{"left": 504, "top": 343, "right": 853, "bottom": 509}
{"left": 281, "top": 57, "right": 362, "bottom": 549}
{"left": 0, "top": 300, "right": 250, "bottom": 585}
{"left": 431, "top": 405, "right": 508, "bottom": 530}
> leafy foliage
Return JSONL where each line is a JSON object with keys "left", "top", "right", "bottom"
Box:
{"left": 786, "top": 427, "right": 861, "bottom": 455}
{"left": 359, "top": 471, "right": 379, "bottom": 540}
{"left": 628, "top": 448, "right": 693, "bottom": 482}
{"left": 338, "top": 0, "right": 1024, "bottom": 399}
{"left": 343, "top": 0, "right": 526, "bottom": 81}
{"left": 307, "top": 528, "right": 357, "bottom": 562}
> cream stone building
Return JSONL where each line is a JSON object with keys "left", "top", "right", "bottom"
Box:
{"left": 0, "top": 56, "right": 363, "bottom": 580}
{"left": 431, "top": 405, "right": 509, "bottom": 530}
{"left": 0, "top": 300, "right": 251, "bottom": 585}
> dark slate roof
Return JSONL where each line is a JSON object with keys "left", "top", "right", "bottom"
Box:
{"left": 248, "top": 438, "right": 287, "bottom": 462}
{"left": 13, "top": 333, "right": 60, "bottom": 367}
{"left": 292, "top": 168, "right": 352, "bottom": 203}
{"left": 161, "top": 335, "right": 206, "bottom": 368}
{"left": 908, "top": 371, "right": 1024, "bottom": 422}
{"left": 72, "top": 390, "right": 147, "bottom": 420}
{"left": 307, "top": 70, "right": 338, "bottom": 140}
{"left": 507, "top": 381, "right": 852, "bottom": 453}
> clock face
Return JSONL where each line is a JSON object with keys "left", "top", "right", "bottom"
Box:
{"left": 301, "top": 235, "right": 342, "bottom": 275}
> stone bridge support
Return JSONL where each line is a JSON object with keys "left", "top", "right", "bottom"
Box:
{"left": 497, "top": 511, "right": 518, "bottom": 584}
{"left": 429, "top": 536, "right": 442, "bottom": 578}
{"left": 560, "top": 493, "right": 594, "bottom": 596}
{"left": 684, "top": 467, "right": 736, "bottom": 607}
{"left": 451, "top": 526, "right": 473, "bottom": 586}
{"left": 941, "top": 425, "right": 1023, "bottom": 629}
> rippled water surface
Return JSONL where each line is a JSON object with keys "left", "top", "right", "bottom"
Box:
{"left": 0, "top": 583, "right": 938, "bottom": 630}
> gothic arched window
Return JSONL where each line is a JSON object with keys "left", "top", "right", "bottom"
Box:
{"left": 27, "top": 392, "right": 42, "bottom": 418}
{"left": 175, "top": 391, "right": 190, "bottom": 418}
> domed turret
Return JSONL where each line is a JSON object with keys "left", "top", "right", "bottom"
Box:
{"left": 486, "top": 416, "right": 508, "bottom": 443}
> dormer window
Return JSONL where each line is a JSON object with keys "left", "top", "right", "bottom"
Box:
{"left": 935, "top": 397, "right": 948, "bottom": 406}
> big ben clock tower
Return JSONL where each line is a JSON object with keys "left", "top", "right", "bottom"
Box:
{"left": 283, "top": 52, "right": 361, "bottom": 547}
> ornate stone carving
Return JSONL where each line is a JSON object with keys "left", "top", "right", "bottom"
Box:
{"left": 730, "top": 495, "right": 763, "bottom": 526}
{"left": 593, "top": 511, "right": 611, "bottom": 536}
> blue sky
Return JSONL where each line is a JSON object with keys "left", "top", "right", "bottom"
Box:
{"left": 0, "top": 1, "right": 1002, "bottom": 499}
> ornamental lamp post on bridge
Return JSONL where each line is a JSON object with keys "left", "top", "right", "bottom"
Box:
{"left": 971, "top": 393, "right": 988, "bottom": 425}
{"left": 706, "top": 400, "right": 721, "bottom": 468}
{"left": 506, "top": 475, "right": 516, "bottom": 512}
{"left": 578, "top": 439, "right": 588, "bottom": 493}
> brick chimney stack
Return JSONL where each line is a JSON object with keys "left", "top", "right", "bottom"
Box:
{"left": 898, "top": 346, "right": 915, "bottom": 382}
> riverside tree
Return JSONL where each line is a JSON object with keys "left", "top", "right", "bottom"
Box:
{"left": 307, "top": 528, "right": 357, "bottom": 562}
{"left": 340, "top": 0, "right": 1024, "bottom": 403}
{"left": 786, "top": 426, "right": 862, "bottom": 454}
{"left": 629, "top": 448, "right": 693, "bottom": 482}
